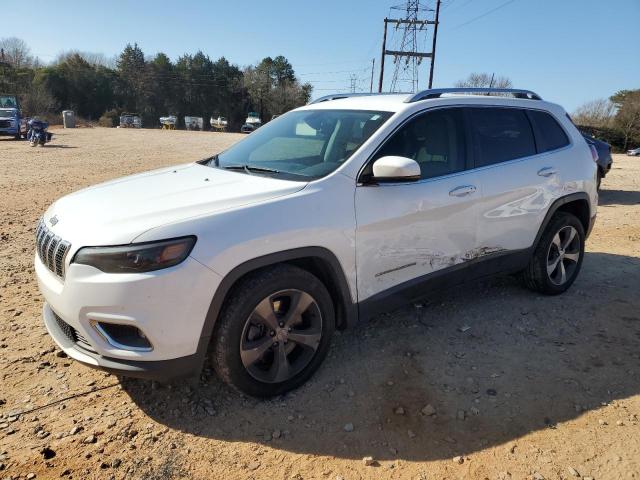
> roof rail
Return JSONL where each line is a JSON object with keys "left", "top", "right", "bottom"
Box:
{"left": 309, "top": 92, "right": 407, "bottom": 105}
{"left": 405, "top": 88, "right": 542, "bottom": 103}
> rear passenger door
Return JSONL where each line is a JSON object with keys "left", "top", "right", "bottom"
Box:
{"left": 469, "top": 107, "right": 571, "bottom": 254}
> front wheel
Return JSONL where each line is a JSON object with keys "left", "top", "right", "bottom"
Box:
{"left": 211, "top": 265, "right": 335, "bottom": 397}
{"left": 521, "top": 212, "right": 585, "bottom": 295}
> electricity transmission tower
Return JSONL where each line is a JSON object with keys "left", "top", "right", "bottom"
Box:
{"left": 349, "top": 74, "right": 358, "bottom": 93}
{"left": 378, "top": 0, "right": 442, "bottom": 93}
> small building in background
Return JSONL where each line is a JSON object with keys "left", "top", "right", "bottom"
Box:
{"left": 62, "top": 110, "right": 76, "bottom": 128}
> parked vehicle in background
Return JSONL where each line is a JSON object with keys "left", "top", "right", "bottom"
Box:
{"left": 581, "top": 133, "right": 612, "bottom": 190}
{"left": 27, "top": 119, "right": 52, "bottom": 147}
{"left": 241, "top": 111, "right": 262, "bottom": 133}
{"left": 35, "top": 88, "right": 597, "bottom": 397}
{"left": 0, "top": 94, "right": 28, "bottom": 140}
{"left": 160, "top": 115, "right": 177, "bottom": 130}
{"left": 210, "top": 116, "right": 228, "bottom": 132}
{"left": 119, "top": 113, "right": 142, "bottom": 128}
{"left": 185, "top": 116, "right": 204, "bottom": 131}
{"left": 627, "top": 147, "right": 640, "bottom": 156}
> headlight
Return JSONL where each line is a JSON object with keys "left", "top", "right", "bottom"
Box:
{"left": 73, "top": 236, "right": 196, "bottom": 273}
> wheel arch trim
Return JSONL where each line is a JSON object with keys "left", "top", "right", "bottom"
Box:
{"left": 533, "top": 192, "right": 592, "bottom": 249}
{"left": 197, "top": 247, "right": 357, "bottom": 356}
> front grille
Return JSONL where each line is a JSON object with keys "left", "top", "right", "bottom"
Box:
{"left": 35, "top": 219, "right": 71, "bottom": 278}
{"left": 51, "top": 310, "right": 97, "bottom": 354}
{"left": 0, "top": 120, "right": 11, "bottom": 128}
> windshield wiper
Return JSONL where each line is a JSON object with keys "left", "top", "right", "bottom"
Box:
{"left": 223, "top": 164, "right": 280, "bottom": 175}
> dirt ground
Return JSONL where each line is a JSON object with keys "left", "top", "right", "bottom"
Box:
{"left": 0, "top": 127, "right": 639, "bottom": 480}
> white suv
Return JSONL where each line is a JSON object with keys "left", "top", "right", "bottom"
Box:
{"left": 35, "top": 88, "right": 598, "bottom": 397}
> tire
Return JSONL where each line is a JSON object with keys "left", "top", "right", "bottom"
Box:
{"left": 597, "top": 169, "right": 603, "bottom": 191}
{"left": 211, "top": 264, "right": 335, "bottom": 397}
{"left": 521, "top": 212, "right": 585, "bottom": 295}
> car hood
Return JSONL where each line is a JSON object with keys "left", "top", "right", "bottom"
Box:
{"left": 43, "top": 163, "right": 306, "bottom": 246}
{"left": 0, "top": 108, "right": 18, "bottom": 118}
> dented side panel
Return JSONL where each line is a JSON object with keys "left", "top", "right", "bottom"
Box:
{"left": 354, "top": 173, "right": 480, "bottom": 301}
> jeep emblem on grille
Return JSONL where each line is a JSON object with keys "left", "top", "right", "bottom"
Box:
{"left": 50, "top": 215, "right": 59, "bottom": 226}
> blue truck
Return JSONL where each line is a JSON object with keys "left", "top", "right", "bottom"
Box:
{"left": 0, "top": 94, "right": 28, "bottom": 140}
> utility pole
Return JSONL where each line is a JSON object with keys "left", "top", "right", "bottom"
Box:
{"left": 427, "top": 0, "right": 441, "bottom": 89}
{"left": 378, "top": 19, "right": 388, "bottom": 93}
{"left": 379, "top": 1, "right": 441, "bottom": 93}
{"left": 370, "top": 58, "right": 375, "bottom": 93}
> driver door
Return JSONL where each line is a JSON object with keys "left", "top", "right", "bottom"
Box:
{"left": 355, "top": 107, "right": 480, "bottom": 303}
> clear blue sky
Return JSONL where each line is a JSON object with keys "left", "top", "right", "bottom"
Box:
{"left": 3, "top": 0, "right": 638, "bottom": 112}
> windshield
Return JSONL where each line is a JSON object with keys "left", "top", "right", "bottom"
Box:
{"left": 214, "top": 109, "right": 392, "bottom": 180}
{"left": 0, "top": 110, "right": 16, "bottom": 118}
{"left": 0, "top": 96, "right": 17, "bottom": 108}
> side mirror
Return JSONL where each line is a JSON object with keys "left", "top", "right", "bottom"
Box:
{"left": 372, "top": 156, "right": 421, "bottom": 182}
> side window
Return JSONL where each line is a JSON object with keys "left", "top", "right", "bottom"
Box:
{"left": 468, "top": 107, "right": 536, "bottom": 167}
{"left": 375, "top": 108, "right": 467, "bottom": 180}
{"left": 527, "top": 110, "right": 570, "bottom": 153}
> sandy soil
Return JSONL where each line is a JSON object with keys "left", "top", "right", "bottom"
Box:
{"left": 0, "top": 127, "right": 639, "bottom": 480}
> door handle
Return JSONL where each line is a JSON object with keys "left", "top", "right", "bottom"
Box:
{"left": 537, "top": 167, "right": 558, "bottom": 177}
{"left": 449, "top": 185, "right": 477, "bottom": 197}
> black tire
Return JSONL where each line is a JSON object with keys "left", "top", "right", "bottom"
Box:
{"left": 211, "top": 264, "right": 335, "bottom": 397}
{"left": 597, "top": 169, "right": 603, "bottom": 191}
{"left": 521, "top": 212, "right": 585, "bottom": 295}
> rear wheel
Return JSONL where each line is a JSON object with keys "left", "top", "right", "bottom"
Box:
{"left": 521, "top": 212, "right": 585, "bottom": 295}
{"left": 597, "top": 169, "right": 603, "bottom": 191}
{"left": 211, "top": 265, "right": 335, "bottom": 397}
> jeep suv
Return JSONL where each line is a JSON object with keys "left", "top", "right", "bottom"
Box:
{"left": 35, "top": 88, "right": 597, "bottom": 397}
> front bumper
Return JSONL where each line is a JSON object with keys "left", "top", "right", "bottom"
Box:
{"left": 36, "top": 253, "right": 222, "bottom": 380}
{"left": 43, "top": 303, "right": 205, "bottom": 380}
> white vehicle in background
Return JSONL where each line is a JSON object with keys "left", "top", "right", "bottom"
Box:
{"left": 185, "top": 116, "right": 204, "bottom": 131}
{"left": 119, "top": 113, "right": 142, "bottom": 128}
{"left": 35, "top": 88, "right": 597, "bottom": 398}
{"left": 210, "top": 116, "right": 228, "bottom": 132}
{"left": 241, "top": 111, "right": 262, "bottom": 133}
{"left": 627, "top": 147, "right": 640, "bottom": 156}
{"left": 160, "top": 115, "right": 177, "bottom": 130}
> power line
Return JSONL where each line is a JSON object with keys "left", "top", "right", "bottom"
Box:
{"left": 450, "top": 0, "right": 518, "bottom": 30}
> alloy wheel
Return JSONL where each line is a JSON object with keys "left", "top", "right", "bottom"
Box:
{"left": 240, "top": 289, "right": 323, "bottom": 383}
{"left": 546, "top": 225, "right": 581, "bottom": 286}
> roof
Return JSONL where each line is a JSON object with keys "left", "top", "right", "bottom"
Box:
{"left": 302, "top": 88, "right": 565, "bottom": 116}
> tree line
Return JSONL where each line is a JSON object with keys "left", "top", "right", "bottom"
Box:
{"left": 0, "top": 37, "right": 312, "bottom": 130}
{"left": 573, "top": 90, "right": 640, "bottom": 152}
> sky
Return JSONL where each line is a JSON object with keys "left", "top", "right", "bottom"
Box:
{"left": 2, "top": 0, "right": 639, "bottom": 112}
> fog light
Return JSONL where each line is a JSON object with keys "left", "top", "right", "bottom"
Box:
{"left": 94, "top": 322, "right": 153, "bottom": 352}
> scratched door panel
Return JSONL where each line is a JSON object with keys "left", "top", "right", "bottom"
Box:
{"left": 354, "top": 173, "right": 479, "bottom": 301}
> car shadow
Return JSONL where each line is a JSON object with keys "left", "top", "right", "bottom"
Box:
{"left": 599, "top": 188, "right": 640, "bottom": 206}
{"left": 122, "top": 251, "right": 640, "bottom": 462}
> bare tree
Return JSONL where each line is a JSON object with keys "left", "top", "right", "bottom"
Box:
{"left": 0, "top": 37, "right": 33, "bottom": 68}
{"left": 455, "top": 72, "right": 513, "bottom": 89}
{"left": 572, "top": 99, "right": 616, "bottom": 128}
{"left": 54, "top": 50, "right": 116, "bottom": 68}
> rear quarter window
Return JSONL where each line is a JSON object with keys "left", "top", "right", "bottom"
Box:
{"left": 527, "top": 110, "right": 570, "bottom": 153}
